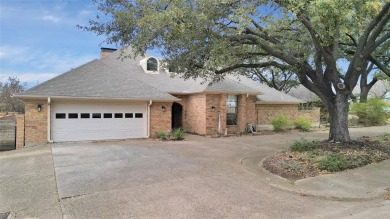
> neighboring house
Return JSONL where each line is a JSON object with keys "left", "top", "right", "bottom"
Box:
{"left": 15, "top": 48, "right": 305, "bottom": 146}
{"left": 289, "top": 80, "right": 390, "bottom": 103}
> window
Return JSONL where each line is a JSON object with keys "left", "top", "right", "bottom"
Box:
{"left": 92, "top": 113, "right": 101, "bottom": 118}
{"left": 68, "top": 113, "right": 78, "bottom": 119}
{"left": 114, "top": 113, "right": 123, "bottom": 118}
{"left": 135, "top": 113, "right": 143, "bottom": 118}
{"left": 81, "top": 113, "right": 90, "bottom": 119}
{"left": 125, "top": 113, "right": 133, "bottom": 118}
{"left": 104, "top": 113, "right": 112, "bottom": 118}
{"left": 56, "top": 113, "right": 66, "bottom": 119}
{"left": 226, "top": 95, "right": 238, "bottom": 125}
{"left": 147, "top": 57, "right": 158, "bottom": 71}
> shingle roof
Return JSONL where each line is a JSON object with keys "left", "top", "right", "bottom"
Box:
{"left": 17, "top": 59, "right": 178, "bottom": 101}
{"left": 17, "top": 47, "right": 306, "bottom": 104}
{"left": 100, "top": 48, "right": 260, "bottom": 95}
{"left": 228, "top": 76, "right": 306, "bottom": 104}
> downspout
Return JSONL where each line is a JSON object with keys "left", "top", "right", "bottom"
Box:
{"left": 147, "top": 100, "right": 152, "bottom": 138}
{"left": 47, "top": 97, "right": 53, "bottom": 143}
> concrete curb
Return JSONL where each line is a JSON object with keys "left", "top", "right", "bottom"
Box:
{"left": 241, "top": 155, "right": 389, "bottom": 201}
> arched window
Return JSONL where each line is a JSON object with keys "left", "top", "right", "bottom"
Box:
{"left": 147, "top": 58, "right": 158, "bottom": 71}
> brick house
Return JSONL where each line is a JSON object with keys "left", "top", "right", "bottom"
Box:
{"left": 15, "top": 48, "right": 305, "bottom": 146}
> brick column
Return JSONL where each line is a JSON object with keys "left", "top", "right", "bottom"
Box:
{"left": 24, "top": 100, "right": 48, "bottom": 146}
{"left": 150, "top": 102, "right": 172, "bottom": 136}
{"left": 15, "top": 114, "right": 25, "bottom": 149}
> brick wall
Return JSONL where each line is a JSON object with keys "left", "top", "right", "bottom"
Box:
{"left": 24, "top": 100, "right": 47, "bottom": 146}
{"left": 256, "top": 104, "right": 320, "bottom": 127}
{"left": 206, "top": 94, "right": 221, "bottom": 135}
{"left": 296, "top": 108, "right": 321, "bottom": 127}
{"left": 204, "top": 94, "right": 257, "bottom": 135}
{"left": 256, "top": 104, "right": 298, "bottom": 124}
{"left": 150, "top": 102, "right": 172, "bottom": 136}
{"left": 185, "top": 94, "right": 206, "bottom": 134}
{"left": 15, "top": 114, "right": 25, "bottom": 149}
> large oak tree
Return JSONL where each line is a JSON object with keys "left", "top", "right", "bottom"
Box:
{"left": 83, "top": 0, "right": 390, "bottom": 142}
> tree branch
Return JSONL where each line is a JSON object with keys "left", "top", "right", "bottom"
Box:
{"left": 215, "top": 62, "right": 289, "bottom": 74}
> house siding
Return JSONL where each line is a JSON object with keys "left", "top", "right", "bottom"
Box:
{"left": 24, "top": 100, "right": 48, "bottom": 147}
{"left": 256, "top": 104, "right": 298, "bottom": 124}
{"left": 150, "top": 102, "right": 172, "bottom": 136}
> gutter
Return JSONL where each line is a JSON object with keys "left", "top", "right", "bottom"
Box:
{"left": 13, "top": 95, "right": 179, "bottom": 102}
{"left": 47, "top": 97, "right": 53, "bottom": 143}
{"left": 147, "top": 100, "right": 152, "bottom": 137}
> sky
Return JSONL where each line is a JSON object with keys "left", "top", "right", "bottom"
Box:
{"left": 0, "top": 0, "right": 112, "bottom": 87}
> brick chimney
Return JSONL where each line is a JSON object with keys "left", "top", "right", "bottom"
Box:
{"left": 100, "top": 47, "right": 117, "bottom": 58}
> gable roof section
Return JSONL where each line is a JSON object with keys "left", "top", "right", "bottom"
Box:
{"left": 228, "top": 76, "right": 306, "bottom": 104}
{"left": 16, "top": 59, "right": 178, "bottom": 101}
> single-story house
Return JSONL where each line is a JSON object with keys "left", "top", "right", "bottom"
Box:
{"left": 15, "top": 48, "right": 307, "bottom": 146}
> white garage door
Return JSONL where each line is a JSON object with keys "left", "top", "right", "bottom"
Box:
{"left": 52, "top": 102, "right": 147, "bottom": 142}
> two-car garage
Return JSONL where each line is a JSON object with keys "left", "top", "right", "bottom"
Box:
{"left": 51, "top": 101, "right": 148, "bottom": 142}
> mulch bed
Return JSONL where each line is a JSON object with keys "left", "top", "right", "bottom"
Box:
{"left": 263, "top": 135, "right": 390, "bottom": 181}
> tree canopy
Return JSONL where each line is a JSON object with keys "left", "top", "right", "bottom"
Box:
{"left": 0, "top": 77, "right": 26, "bottom": 113}
{"left": 83, "top": 0, "right": 390, "bottom": 142}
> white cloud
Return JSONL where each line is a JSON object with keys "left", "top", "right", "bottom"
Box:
{"left": 1, "top": 46, "right": 97, "bottom": 85}
{"left": 0, "top": 46, "right": 28, "bottom": 60}
{"left": 0, "top": 72, "right": 59, "bottom": 85}
{"left": 79, "top": 9, "right": 92, "bottom": 16}
{"left": 41, "top": 15, "right": 61, "bottom": 23}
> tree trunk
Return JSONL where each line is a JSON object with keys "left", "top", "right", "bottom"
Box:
{"left": 360, "top": 87, "right": 369, "bottom": 102}
{"left": 327, "top": 94, "right": 351, "bottom": 142}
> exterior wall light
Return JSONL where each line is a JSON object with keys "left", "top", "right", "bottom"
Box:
{"left": 162, "top": 106, "right": 166, "bottom": 112}
{"left": 211, "top": 106, "right": 216, "bottom": 112}
{"left": 37, "top": 104, "right": 42, "bottom": 112}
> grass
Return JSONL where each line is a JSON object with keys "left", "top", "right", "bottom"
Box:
{"left": 318, "top": 154, "right": 348, "bottom": 172}
{"left": 172, "top": 128, "right": 185, "bottom": 140}
{"left": 289, "top": 139, "right": 320, "bottom": 152}
{"left": 155, "top": 131, "right": 167, "bottom": 140}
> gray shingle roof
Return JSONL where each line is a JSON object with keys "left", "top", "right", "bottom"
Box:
{"left": 17, "top": 47, "right": 306, "bottom": 104}
{"left": 99, "top": 48, "right": 260, "bottom": 95}
{"left": 17, "top": 59, "right": 178, "bottom": 101}
{"left": 228, "top": 76, "right": 306, "bottom": 104}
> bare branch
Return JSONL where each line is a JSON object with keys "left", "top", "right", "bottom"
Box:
{"left": 214, "top": 62, "right": 289, "bottom": 74}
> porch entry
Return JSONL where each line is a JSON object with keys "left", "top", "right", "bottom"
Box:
{"left": 171, "top": 102, "right": 183, "bottom": 129}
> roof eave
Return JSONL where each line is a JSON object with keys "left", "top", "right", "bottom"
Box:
{"left": 256, "top": 101, "right": 305, "bottom": 105}
{"left": 14, "top": 95, "right": 179, "bottom": 102}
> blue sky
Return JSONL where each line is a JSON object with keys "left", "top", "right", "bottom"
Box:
{"left": 0, "top": 0, "right": 111, "bottom": 87}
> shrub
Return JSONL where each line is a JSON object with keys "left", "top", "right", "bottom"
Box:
{"left": 289, "top": 139, "right": 320, "bottom": 152}
{"left": 270, "top": 114, "right": 290, "bottom": 132}
{"left": 294, "top": 118, "right": 312, "bottom": 131}
{"left": 318, "top": 154, "right": 348, "bottom": 172}
{"left": 278, "top": 161, "right": 303, "bottom": 174}
{"left": 172, "top": 128, "right": 185, "bottom": 140}
{"left": 155, "top": 131, "right": 167, "bottom": 140}
{"left": 350, "top": 98, "right": 390, "bottom": 126}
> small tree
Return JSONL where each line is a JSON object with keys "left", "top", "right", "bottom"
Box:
{"left": 0, "top": 77, "right": 26, "bottom": 113}
{"left": 350, "top": 98, "right": 390, "bottom": 126}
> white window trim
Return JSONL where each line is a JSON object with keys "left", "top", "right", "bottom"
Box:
{"left": 140, "top": 56, "right": 160, "bottom": 74}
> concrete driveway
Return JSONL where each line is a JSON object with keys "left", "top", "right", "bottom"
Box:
{"left": 1, "top": 126, "right": 389, "bottom": 218}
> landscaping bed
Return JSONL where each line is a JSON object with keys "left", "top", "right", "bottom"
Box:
{"left": 263, "top": 134, "right": 390, "bottom": 181}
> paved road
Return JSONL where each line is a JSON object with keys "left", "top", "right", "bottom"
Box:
{"left": 1, "top": 126, "right": 389, "bottom": 218}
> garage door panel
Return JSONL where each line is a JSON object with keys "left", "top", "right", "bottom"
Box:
{"left": 52, "top": 102, "right": 147, "bottom": 142}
